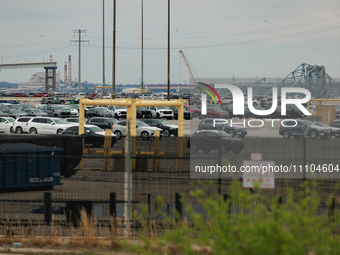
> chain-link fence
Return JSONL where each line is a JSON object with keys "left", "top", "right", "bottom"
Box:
{"left": 0, "top": 134, "right": 339, "bottom": 237}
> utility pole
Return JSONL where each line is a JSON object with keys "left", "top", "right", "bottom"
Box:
{"left": 103, "top": 0, "right": 105, "bottom": 87}
{"left": 167, "top": 0, "right": 170, "bottom": 100}
{"left": 112, "top": 0, "right": 116, "bottom": 98}
{"left": 141, "top": 0, "right": 144, "bottom": 91}
{"left": 71, "top": 29, "right": 89, "bottom": 93}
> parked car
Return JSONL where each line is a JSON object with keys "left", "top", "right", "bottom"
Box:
{"left": 41, "top": 97, "right": 66, "bottom": 104}
{"left": 330, "top": 120, "right": 340, "bottom": 128}
{"left": 26, "top": 117, "right": 73, "bottom": 134}
{"left": 5, "top": 109, "right": 27, "bottom": 119}
{"left": 173, "top": 107, "right": 192, "bottom": 120}
{"left": 279, "top": 120, "right": 330, "bottom": 139}
{"left": 198, "top": 118, "right": 247, "bottom": 138}
{"left": 184, "top": 105, "right": 201, "bottom": 118}
{"left": 242, "top": 106, "right": 271, "bottom": 119}
{"left": 65, "top": 117, "right": 79, "bottom": 123}
{"left": 86, "top": 107, "right": 112, "bottom": 118}
{"left": 219, "top": 96, "right": 233, "bottom": 105}
{"left": 244, "top": 97, "right": 258, "bottom": 106}
{"left": 314, "top": 122, "right": 340, "bottom": 138}
{"left": 33, "top": 92, "right": 48, "bottom": 97}
{"left": 143, "top": 119, "right": 178, "bottom": 137}
{"left": 105, "top": 106, "right": 127, "bottom": 119}
{"left": 24, "top": 108, "right": 48, "bottom": 117}
{"left": 205, "top": 107, "right": 230, "bottom": 119}
{"left": 12, "top": 92, "right": 28, "bottom": 97}
{"left": 187, "top": 130, "right": 244, "bottom": 154}
{"left": 0, "top": 116, "right": 15, "bottom": 133}
{"left": 85, "top": 117, "right": 118, "bottom": 130}
{"left": 46, "top": 105, "right": 72, "bottom": 118}
{"left": 12, "top": 117, "right": 32, "bottom": 133}
{"left": 63, "top": 106, "right": 78, "bottom": 117}
{"left": 269, "top": 105, "right": 289, "bottom": 119}
{"left": 0, "top": 110, "right": 8, "bottom": 117}
{"left": 62, "top": 125, "right": 117, "bottom": 148}
{"left": 136, "top": 107, "right": 152, "bottom": 119}
{"left": 112, "top": 120, "right": 163, "bottom": 140}
{"left": 148, "top": 106, "right": 174, "bottom": 119}
{"left": 287, "top": 105, "right": 305, "bottom": 118}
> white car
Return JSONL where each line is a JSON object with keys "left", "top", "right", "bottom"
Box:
{"left": 219, "top": 96, "right": 233, "bottom": 105}
{"left": 26, "top": 117, "right": 73, "bottom": 134}
{"left": 63, "top": 106, "right": 79, "bottom": 116}
{"left": 112, "top": 120, "right": 162, "bottom": 140}
{"left": 105, "top": 106, "right": 127, "bottom": 119}
{"left": 244, "top": 97, "right": 258, "bottom": 106}
{"left": 148, "top": 106, "right": 174, "bottom": 119}
{"left": 0, "top": 116, "right": 15, "bottom": 133}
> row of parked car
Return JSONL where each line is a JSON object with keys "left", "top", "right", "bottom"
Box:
{"left": 279, "top": 120, "right": 340, "bottom": 139}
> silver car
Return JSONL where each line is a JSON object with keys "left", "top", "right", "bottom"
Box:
{"left": 112, "top": 120, "right": 162, "bottom": 140}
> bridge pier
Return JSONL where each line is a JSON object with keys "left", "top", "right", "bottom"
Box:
{"left": 44, "top": 67, "right": 57, "bottom": 93}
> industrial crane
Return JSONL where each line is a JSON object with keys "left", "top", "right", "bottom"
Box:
{"left": 179, "top": 50, "right": 198, "bottom": 88}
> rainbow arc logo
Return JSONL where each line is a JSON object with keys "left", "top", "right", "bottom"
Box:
{"left": 197, "top": 82, "right": 222, "bottom": 106}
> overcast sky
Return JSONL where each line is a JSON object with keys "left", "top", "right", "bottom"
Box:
{"left": 1, "top": 0, "right": 340, "bottom": 85}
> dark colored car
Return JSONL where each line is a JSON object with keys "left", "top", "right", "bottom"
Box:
{"left": 62, "top": 125, "right": 117, "bottom": 148}
{"left": 46, "top": 105, "right": 72, "bottom": 118}
{"left": 198, "top": 118, "right": 247, "bottom": 138}
{"left": 287, "top": 105, "right": 305, "bottom": 118}
{"left": 314, "top": 122, "right": 340, "bottom": 138}
{"left": 330, "top": 120, "right": 340, "bottom": 128}
{"left": 172, "top": 107, "right": 192, "bottom": 120}
{"left": 137, "top": 107, "right": 152, "bottom": 119}
{"left": 86, "top": 117, "right": 118, "bottom": 130}
{"left": 66, "top": 117, "right": 79, "bottom": 123}
{"left": 205, "top": 107, "right": 229, "bottom": 119}
{"left": 184, "top": 105, "right": 201, "bottom": 118}
{"left": 87, "top": 107, "right": 112, "bottom": 118}
{"left": 143, "top": 119, "right": 178, "bottom": 137}
{"left": 279, "top": 120, "right": 330, "bottom": 139}
{"left": 187, "top": 130, "right": 244, "bottom": 154}
{"left": 243, "top": 106, "right": 271, "bottom": 119}
{"left": 269, "top": 105, "right": 289, "bottom": 119}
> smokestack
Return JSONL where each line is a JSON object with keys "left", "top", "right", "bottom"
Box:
{"left": 64, "top": 62, "right": 67, "bottom": 85}
{"left": 50, "top": 55, "right": 53, "bottom": 62}
{"left": 68, "top": 55, "right": 72, "bottom": 85}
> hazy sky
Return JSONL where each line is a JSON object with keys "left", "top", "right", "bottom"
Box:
{"left": 1, "top": 0, "right": 340, "bottom": 85}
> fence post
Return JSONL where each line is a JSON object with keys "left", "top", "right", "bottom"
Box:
{"left": 175, "top": 192, "right": 183, "bottom": 221}
{"left": 110, "top": 192, "right": 117, "bottom": 217}
{"left": 152, "top": 130, "right": 160, "bottom": 172}
{"left": 223, "top": 194, "right": 231, "bottom": 214}
{"left": 110, "top": 192, "right": 117, "bottom": 235}
{"left": 147, "top": 194, "right": 151, "bottom": 219}
{"left": 328, "top": 197, "right": 335, "bottom": 224}
{"left": 44, "top": 192, "right": 52, "bottom": 226}
{"left": 103, "top": 129, "right": 112, "bottom": 171}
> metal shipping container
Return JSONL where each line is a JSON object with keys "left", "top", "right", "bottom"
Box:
{"left": 0, "top": 143, "right": 63, "bottom": 189}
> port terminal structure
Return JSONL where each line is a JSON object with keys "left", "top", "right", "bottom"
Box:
{"left": 0, "top": 62, "right": 58, "bottom": 93}
{"left": 78, "top": 97, "right": 184, "bottom": 172}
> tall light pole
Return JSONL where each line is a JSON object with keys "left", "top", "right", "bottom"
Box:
{"left": 141, "top": 0, "right": 144, "bottom": 91}
{"left": 167, "top": 0, "right": 170, "bottom": 100}
{"left": 103, "top": 0, "right": 105, "bottom": 87}
{"left": 112, "top": 0, "right": 116, "bottom": 98}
